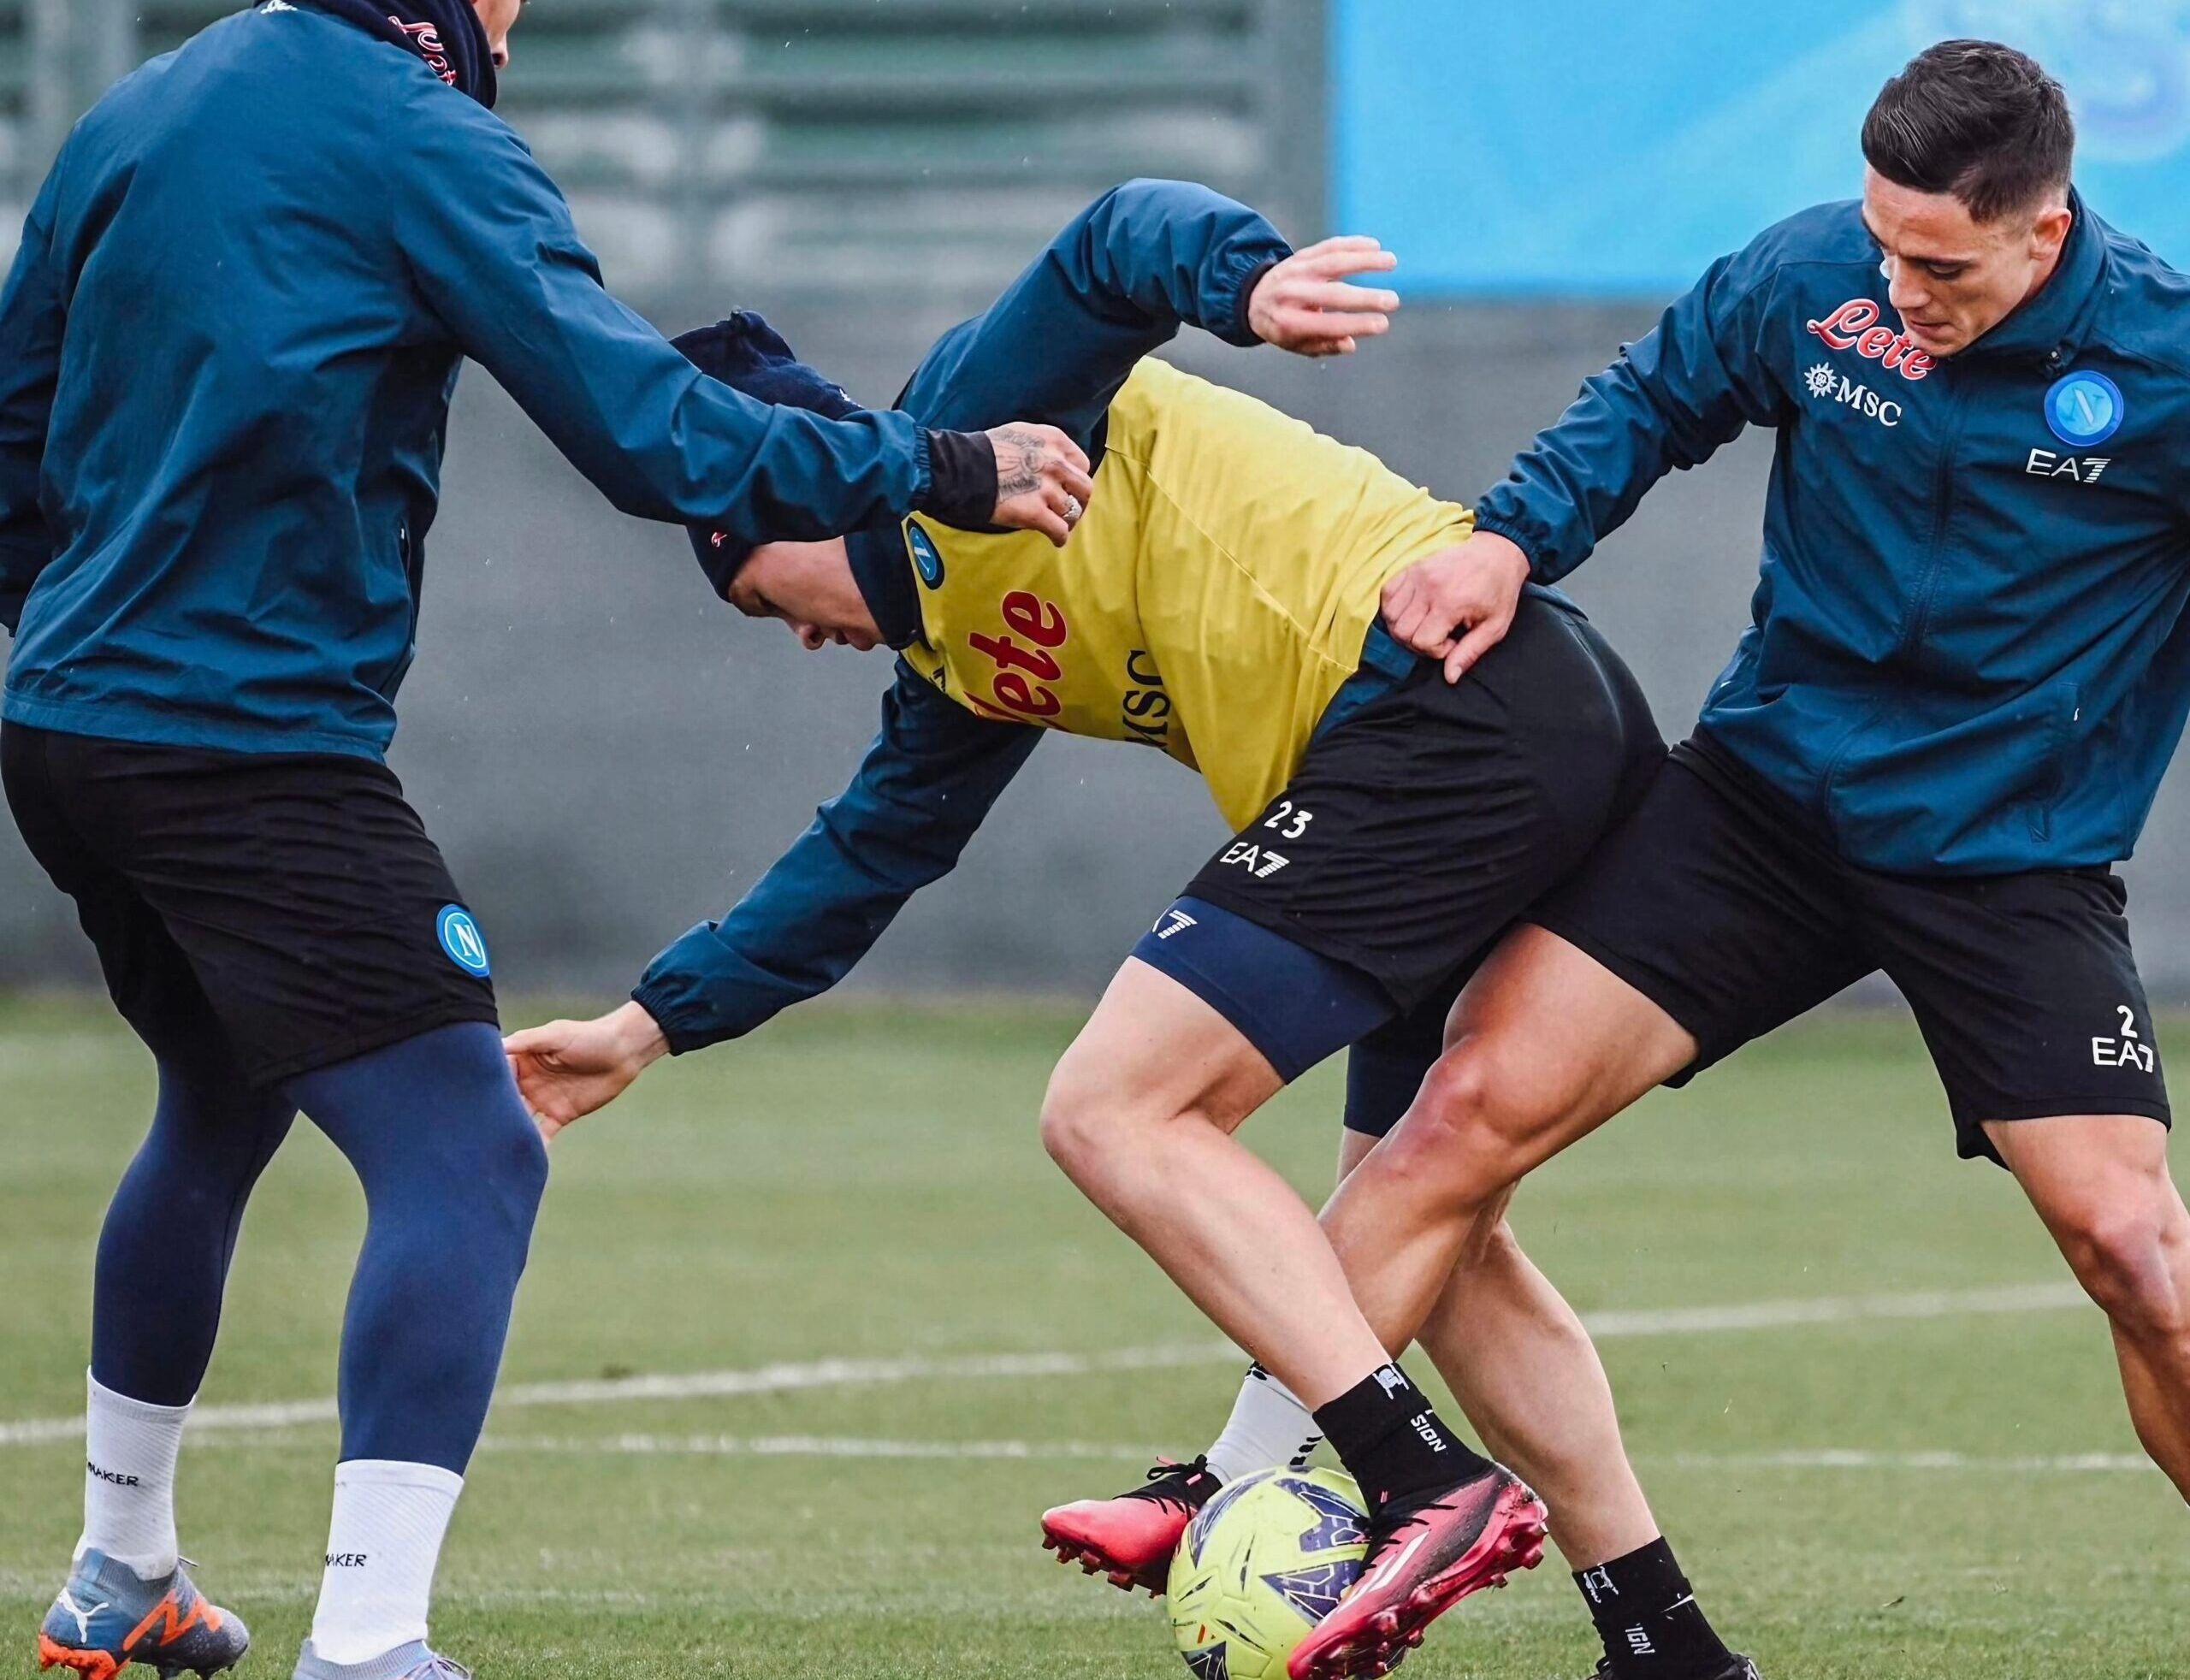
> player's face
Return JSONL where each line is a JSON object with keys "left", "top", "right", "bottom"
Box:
{"left": 726, "top": 538, "right": 885, "bottom": 653}
{"left": 471, "top": 0, "right": 524, "bottom": 68}
{"left": 1861, "top": 169, "right": 2073, "bottom": 358}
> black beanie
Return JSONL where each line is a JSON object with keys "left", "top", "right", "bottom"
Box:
{"left": 672, "top": 313, "right": 880, "bottom": 600}
{"left": 304, "top": 0, "right": 498, "bottom": 107}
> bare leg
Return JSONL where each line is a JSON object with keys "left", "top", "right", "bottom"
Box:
{"left": 1040, "top": 957, "right": 1395, "bottom": 1408}
{"left": 1332, "top": 1127, "right": 1660, "bottom": 1566}
{"left": 1323, "top": 926, "right": 1695, "bottom": 1355}
{"left": 1986, "top": 1114, "right": 2190, "bottom": 1500}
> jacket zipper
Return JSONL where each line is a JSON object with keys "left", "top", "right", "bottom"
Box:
{"left": 1816, "top": 370, "right": 1973, "bottom": 827}
{"left": 1897, "top": 375, "right": 1972, "bottom": 661}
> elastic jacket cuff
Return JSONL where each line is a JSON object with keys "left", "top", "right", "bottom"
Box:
{"left": 1469, "top": 512, "right": 1555, "bottom": 584}
{"left": 916, "top": 428, "right": 999, "bottom": 529}
{"left": 1228, "top": 254, "right": 1286, "bottom": 346}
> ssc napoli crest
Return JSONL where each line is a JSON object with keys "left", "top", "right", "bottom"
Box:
{"left": 907, "top": 524, "right": 945, "bottom": 589}
{"left": 2045, "top": 370, "right": 2125, "bottom": 449}
{"left": 436, "top": 905, "right": 491, "bottom": 978}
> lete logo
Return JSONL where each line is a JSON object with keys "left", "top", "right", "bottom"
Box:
{"left": 1805, "top": 300, "right": 1937, "bottom": 379}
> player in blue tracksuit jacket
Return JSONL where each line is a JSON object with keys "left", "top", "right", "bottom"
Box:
{"left": 1293, "top": 38, "right": 2190, "bottom": 1617}
{"left": 0, "top": 5, "right": 1088, "bottom": 1679}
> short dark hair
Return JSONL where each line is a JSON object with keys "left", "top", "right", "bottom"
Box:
{"left": 1862, "top": 39, "right": 2074, "bottom": 222}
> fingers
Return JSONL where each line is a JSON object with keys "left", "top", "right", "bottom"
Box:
{"left": 1283, "top": 279, "right": 1401, "bottom": 317}
{"left": 1293, "top": 237, "right": 1398, "bottom": 279}
{"left": 1446, "top": 611, "right": 1514, "bottom": 683}
{"left": 1019, "top": 494, "right": 1072, "bottom": 547}
{"left": 1041, "top": 425, "right": 1091, "bottom": 477}
{"left": 1057, "top": 458, "right": 1095, "bottom": 504}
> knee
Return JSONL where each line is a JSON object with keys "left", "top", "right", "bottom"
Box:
{"left": 1369, "top": 1050, "right": 1530, "bottom": 1214}
{"left": 2057, "top": 1197, "right": 2189, "bottom": 1339}
{"left": 1039, "top": 1067, "right": 1115, "bottom": 1185}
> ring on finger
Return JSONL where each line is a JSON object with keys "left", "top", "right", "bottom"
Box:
{"left": 1063, "top": 494, "right": 1083, "bottom": 524}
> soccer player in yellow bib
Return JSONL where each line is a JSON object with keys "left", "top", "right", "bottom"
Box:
{"left": 505, "top": 182, "right": 1745, "bottom": 1677}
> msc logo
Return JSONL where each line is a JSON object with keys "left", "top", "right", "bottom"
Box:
{"left": 1802, "top": 363, "right": 1903, "bottom": 428}
{"left": 436, "top": 906, "right": 491, "bottom": 979}
{"left": 2045, "top": 370, "right": 2125, "bottom": 449}
{"left": 1220, "top": 841, "right": 1289, "bottom": 878}
{"left": 907, "top": 524, "right": 945, "bottom": 589}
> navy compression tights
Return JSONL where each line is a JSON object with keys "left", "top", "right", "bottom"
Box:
{"left": 91, "top": 1022, "right": 548, "bottom": 1474}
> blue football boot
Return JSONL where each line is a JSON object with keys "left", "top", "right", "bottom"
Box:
{"left": 38, "top": 1549, "right": 249, "bottom": 1680}
{"left": 294, "top": 1641, "right": 471, "bottom": 1680}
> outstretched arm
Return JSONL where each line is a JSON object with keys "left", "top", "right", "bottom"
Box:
{"left": 390, "top": 83, "right": 1089, "bottom": 545}
{"left": 0, "top": 175, "right": 64, "bottom": 634}
{"left": 506, "top": 670, "right": 1039, "bottom": 1132}
{"left": 1470, "top": 245, "right": 1787, "bottom": 584}
{"left": 904, "top": 178, "right": 1398, "bottom": 443}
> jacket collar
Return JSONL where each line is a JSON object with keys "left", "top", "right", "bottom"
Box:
{"left": 1961, "top": 186, "right": 2105, "bottom": 364}
{"left": 845, "top": 523, "right": 923, "bottom": 650}
{"left": 296, "top": 0, "right": 498, "bottom": 108}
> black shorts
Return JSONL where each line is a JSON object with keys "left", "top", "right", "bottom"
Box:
{"left": 3, "top": 723, "right": 500, "bottom": 1088}
{"left": 1532, "top": 738, "right": 2170, "bottom": 1165}
{"left": 1148, "top": 595, "right": 1664, "bottom": 1131}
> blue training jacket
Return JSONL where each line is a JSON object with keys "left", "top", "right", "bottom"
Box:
{"left": 1475, "top": 191, "right": 2190, "bottom": 875}
{"left": 631, "top": 181, "right": 1291, "bottom": 1052}
{"left": 0, "top": 1, "right": 942, "bottom": 759}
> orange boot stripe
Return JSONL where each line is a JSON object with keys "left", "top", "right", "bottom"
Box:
{"left": 125, "top": 1591, "right": 209, "bottom": 1652}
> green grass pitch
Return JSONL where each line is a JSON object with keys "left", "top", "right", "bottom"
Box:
{"left": 0, "top": 994, "right": 2181, "bottom": 1679}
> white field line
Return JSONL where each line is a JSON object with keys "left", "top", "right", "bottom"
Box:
{"left": 0, "top": 1280, "right": 2092, "bottom": 1450}
{"left": 175, "top": 1432, "right": 2158, "bottom": 1478}
{"left": 1652, "top": 1447, "right": 2155, "bottom": 1475}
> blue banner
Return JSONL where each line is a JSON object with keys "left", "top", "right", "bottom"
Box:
{"left": 1335, "top": 0, "right": 2190, "bottom": 296}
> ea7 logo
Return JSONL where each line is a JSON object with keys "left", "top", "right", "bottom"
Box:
{"left": 1151, "top": 908, "right": 1197, "bottom": 940}
{"left": 1221, "top": 842, "right": 1289, "bottom": 878}
{"left": 2027, "top": 448, "right": 2111, "bottom": 485}
{"left": 2093, "top": 1004, "right": 2156, "bottom": 1073}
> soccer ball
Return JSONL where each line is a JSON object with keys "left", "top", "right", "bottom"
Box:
{"left": 1167, "top": 1467, "right": 1370, "bottom": 1680}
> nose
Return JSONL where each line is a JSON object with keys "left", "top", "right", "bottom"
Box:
{"left": 796, "top": 624, "right": 827, "bottom": 651}
{"left": 1884, "top": 262, "right": 1929, "bottom": 320}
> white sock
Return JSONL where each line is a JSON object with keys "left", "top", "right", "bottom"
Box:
{"left": 1205, "top": 1363, "right": 1323, "bottom": 1484}
{"left": 304, "top": 1460, "right": 464, "bottom": 1666}
{"left": 78, "top": 1372, "right": 189, "bottom": 1579}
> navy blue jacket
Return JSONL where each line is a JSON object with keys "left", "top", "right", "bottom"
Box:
{"left": 0, "top": 2, "right": 944, "bottom": 758}
{"left": 632, "top": 181, "right": 1289, "bottom": 1051}
{"left": 1476, "top": 192, "right": 2190, "bottom": 873}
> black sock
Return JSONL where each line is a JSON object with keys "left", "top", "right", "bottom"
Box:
{"left": 1311, "top": 1364, "right": 1494, "bottom": 1512}
{"left": 1576, "top": 1537, "right": 1737, "bottom": 1677}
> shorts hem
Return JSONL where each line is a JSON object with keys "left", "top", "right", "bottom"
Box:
{"left": 247, "top": 1000, "right": 502, "bottom": 1090}
{"left": 1523, "top": 912, "right": 1720, "bottom": 1081}
{"left": 1955, "top": 1097, "right": 2173, "bottom": 1156}
{"left": 1967, "top": 1097, "right": 2172, "bottom": 1125}
{"left": 1183, "top": 879, "right": 1411, "bottom": 1011}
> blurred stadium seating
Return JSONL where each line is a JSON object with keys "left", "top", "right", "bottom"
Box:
{"left": 12, "top": 0, "right": 1323, "bottom": 306}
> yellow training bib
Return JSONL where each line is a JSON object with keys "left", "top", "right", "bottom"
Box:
{"left": 897, "top": 358, "right": 1472, "bottom": 830}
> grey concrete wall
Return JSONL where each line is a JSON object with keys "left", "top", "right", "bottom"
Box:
{"left": 9, "top": 298, "right": 2190, "bottom": 999}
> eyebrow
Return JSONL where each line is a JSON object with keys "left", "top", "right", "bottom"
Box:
{"left": 1862, "top": 213, "right": 1972, "bottom": 268}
